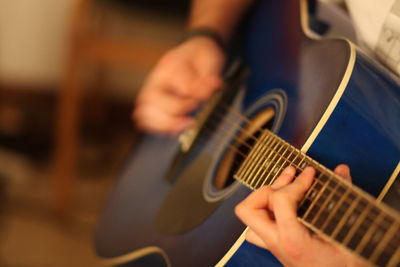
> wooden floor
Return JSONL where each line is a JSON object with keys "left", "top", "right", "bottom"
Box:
{"left": 0, "top": 94, "right": 137, "bottom": 267}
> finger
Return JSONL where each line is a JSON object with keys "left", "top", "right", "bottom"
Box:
{"left": 141, "top": 61, "right": 195, "bottom": 99}
{"left": 333, "top": 164, "right": 352, "bottom": 183}
{"left": 285, "top": 166, "right": 315, "bottom": 202}
{"left": 235, "top": 186, "right": 278, "bottom": 245}
{"left": 137, "top": 89, "right": 199, "bottom": 117}
{"left": 271, "top": 166, "right": 296, "bottom": 190}
{"left": 273, "top": 167, "right": 315, "bottom": 233}
{"left": 133, "top": 104, "right": 194, "bottom": 134}
{"left": 145, "top": 51, "right": 197, "bottom": 93}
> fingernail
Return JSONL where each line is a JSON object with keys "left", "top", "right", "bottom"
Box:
{"left": 304, "top": 166, "right": 315, "bottom": 173}
{"left": 282, "top": 166, "right": 294, "bottom": 175}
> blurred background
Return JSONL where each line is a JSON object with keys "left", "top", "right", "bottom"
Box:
{"left": 0, "top": 0, "right": 187, "bottom": 266}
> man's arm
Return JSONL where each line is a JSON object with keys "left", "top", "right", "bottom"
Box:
{"left": 188, "top": 0, "right": 254, "bottom": 43}
{"left": 133, "top": 0, "right": 254, "bottom": 134}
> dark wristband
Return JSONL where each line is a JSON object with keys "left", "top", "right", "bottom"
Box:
{"left": 181, "top": 27, "right": 226, "bottom": 51}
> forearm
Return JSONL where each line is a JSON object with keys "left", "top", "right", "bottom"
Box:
{"left": 188, "top": 0, "right": 255, "bottom": 44}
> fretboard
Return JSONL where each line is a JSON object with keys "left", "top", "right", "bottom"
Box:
{"left": 233, "top": 130, "right": 400, "bottom": 266}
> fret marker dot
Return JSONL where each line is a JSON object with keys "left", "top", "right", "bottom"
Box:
{"left": 311, "top": 190, "right": 317, "bottom": 198}
{"left": 348, "top": 214, "right": 357, "bottom": 225}
{"left": 301, "top": 162, "right": 307, "bottom": 169}
{"left": 371, "top": 230, "right": 383, "bottom": 243}
{"left": 327, "top": 201, "right": 335, "bottom": 211}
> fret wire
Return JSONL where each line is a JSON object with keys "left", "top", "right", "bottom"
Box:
{"left": 336, "top": 200, "right": 369, "bottom": 244}
{"left": 245, "top": 133, "right": 277, "bottom": 187}
{"left": 235, "top": 132, "right": 268, "bottom": 181}
{"left": 245, "top": 135, "right": 280, "bottom": 187}
{"left": 301, "top": 176, "right": 331, "bottom": 220}
{"left": 253, "top": 140, "right": 287, "bottom": 189}
{"left": 341, "top": 202, "right": 373, "bottom": 246}
{"left": 298, "top": 172, "right": 324, "bottom": 208}
{"left": 301, "top": 183, "right": 331, "bottom": 223}
{"left": 253, "top": 139, "right": 288, "bottom": 188}
{"left": 242, "top": 135, "right": 301, "bottom": 189}
{"left": 269, "top": 146, "right": 295, "bottom": 185}
{"left": 346, "top": 207, "right": 378, "bottom": 252}
{"left": 386, "top": 244, "right": 400, "bottom": 267}
{"left": 263, "top": 144, "right": 291, "bottom": 186}
{"left": 302, "top": 196, "right": 321, "bottom": 217}
{"left": 309, "top": 178, "right": 340, "bottom": 225}
{"left": 287, "top": 146, "right": 299, "bottom": 163}
{"left": 241, "top": 133, "right": 271, "bottom": 185}
{"left": 320, "top": 186, "right": 351, "bottom": 232}
{"left": 369, "top": 223, "right": 399, "bottom": 263}
{"left": 260, "top": 143, "right": 297, "bottom": 188}
{"left": 303, "top": 182, "right": 336, "bottom": 207}
{"left": 236, "top": 132, "right": 271, "bottom": 183}
{"left": 238, "top": 133, "right": 300, "bottom": 188}
{"left": 294, "top": 168, "right": 332, "bottom": 214}
{"left": 248, "top": 135, "right": 279, "bottom": 188}
{"left": 331, "top": 195, "right": 361, "bottom": 239}
{"left": 297, "top": 153, "right": 309, "bottom": 170}
{"left": 355, "top": 211, "right": 383, "bottom": 255}
{"left": 236, "top": 131, "right": 297, "bottom": 188}
{"left": 296, "top": 159, "right": 325, "bottom": 208}
{"left": 376, "top": 229, "right": 400, "bottom": 267}
{"left": 241, "top": 133, "right": 276, "bottom": 185}
{"left": 295, "top": 154, "right": 306, "bottom": 172}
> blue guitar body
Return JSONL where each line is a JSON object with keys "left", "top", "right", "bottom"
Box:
{"left": 95, "top": 0, "right": 400, "bottom": 266}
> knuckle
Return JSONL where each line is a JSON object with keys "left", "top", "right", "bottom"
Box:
{"left": 269, "top": 244, "right": 278, "bottom": 254}
{"left": 272, "top": 190, "right": 287, "bottom": 203}
{"left": 264, "top": 185, "right": 274, "bottom": 194}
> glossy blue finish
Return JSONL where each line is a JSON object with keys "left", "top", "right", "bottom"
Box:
{"left": 307, "top": 53, "right": 400, "bottom": 197}
{"left": 226, "top": 241, "right": 282, "bottom": 267}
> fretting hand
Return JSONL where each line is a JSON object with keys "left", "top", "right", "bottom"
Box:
{"left": 235, "top": 165, "right": 367, "bottom": 267}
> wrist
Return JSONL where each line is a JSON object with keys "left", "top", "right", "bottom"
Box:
{"left": 181, "top": 27, "right": 226, "bottom": 52}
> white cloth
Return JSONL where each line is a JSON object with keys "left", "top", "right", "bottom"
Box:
{"left": 346, "top": 0, "right": 400, "bottom": 75}
{"left": 319, "top": 0, "right": 400, "bottom": 76}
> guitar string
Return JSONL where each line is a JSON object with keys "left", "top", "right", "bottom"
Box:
{"left": 199, "top": 102, "right": 341, "bottom": 185}
{"left": 202, "top": 111, "right": 392, "bottom": 235}
{"left": 196, "top": 104, "right": 346, "bottom": 190}
{"left": 192, "top": 101, "right": 396, "bottom": 227}
{"left": 205, "top": 111, "right": 399, "bottom": 254}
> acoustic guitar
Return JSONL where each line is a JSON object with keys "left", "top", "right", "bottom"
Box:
{"left": 95, "top": 0, "right": 400, "bottom": 266}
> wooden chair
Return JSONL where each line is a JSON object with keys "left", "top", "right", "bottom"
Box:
{"left": 53, "top": 0, "right": 185, "bottom": 215}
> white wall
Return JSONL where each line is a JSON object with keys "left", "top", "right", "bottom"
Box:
{"left": 0, "top": 0, "right": 75, "bottom": 87}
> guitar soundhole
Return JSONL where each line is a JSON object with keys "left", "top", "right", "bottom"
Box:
{"left": 214, "top": 108, "right": 275, "bottom": 190}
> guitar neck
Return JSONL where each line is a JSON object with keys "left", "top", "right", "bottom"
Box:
{"left": 233, "top": 130, "right": 400, "bottom": 266}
